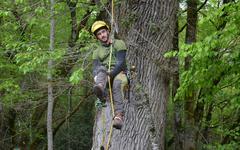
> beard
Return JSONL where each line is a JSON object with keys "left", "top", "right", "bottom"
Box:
{"left": 100, "top": 36, "right": 108, "bottom": 43}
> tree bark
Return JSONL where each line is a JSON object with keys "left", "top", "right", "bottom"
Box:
{"left": 184, "top": 0, "right": 198, "bottom": 149}
{"left": 171, "top": 4, "right": 183, "bottom": 150}
{"left": 66, "top": 0, "right": 78, "bottom": 48}
{"left": 47, "top": 0, "right": 55, "bottom": 149}
{"left": 92, "top": 0, "right": 178, "bottom": 149}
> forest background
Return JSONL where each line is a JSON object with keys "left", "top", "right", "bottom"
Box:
{"left": 0, "top": 0, "right": 239, "bottom": 150}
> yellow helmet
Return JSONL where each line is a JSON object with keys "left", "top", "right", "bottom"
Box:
{"left": 91, "top": 21, "right": 110, "bottom": 34}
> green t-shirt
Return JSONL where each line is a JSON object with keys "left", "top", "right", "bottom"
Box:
{"left": 92, "top": 39, "right": 127, "bottom": 67}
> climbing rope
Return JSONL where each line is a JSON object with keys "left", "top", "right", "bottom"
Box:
{"left": 106, "top": 0, "right": 115, "bottom": 149}
{"left": 103, "top": 1, "right": 115, "bottom": 150}
{"left": 107, "top": 0, "right": 115, "bottom": 118}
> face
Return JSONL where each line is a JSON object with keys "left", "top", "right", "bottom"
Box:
{"left": 96, "top": 28, "right": 110, "bottom": 44}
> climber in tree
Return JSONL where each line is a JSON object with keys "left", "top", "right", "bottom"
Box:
{"left": 91, "top": 21, "right": 128, "bottom": 130}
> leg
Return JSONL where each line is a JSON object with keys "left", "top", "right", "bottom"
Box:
{"left": 93, "top": 66, "right": 108, "bottom": 100}
{"left": 112, "top": 72, "right": 128, "bottom": 129}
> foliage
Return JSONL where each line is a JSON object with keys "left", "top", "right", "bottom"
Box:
{"left": 177, "top": 1, "right": 240, "bottom": 104}
{"left": 0, "top": 0, "right": 98, "bottom": 149}
{"left": 166, "top": 1, "right": 240, "bottom": 149}
{"left": 1, "top": 0, "right": 239, "bottom": 149}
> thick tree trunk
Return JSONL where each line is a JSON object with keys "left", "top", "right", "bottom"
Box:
{"left": 92, "top": 0, "right": 178, "bottom": 149}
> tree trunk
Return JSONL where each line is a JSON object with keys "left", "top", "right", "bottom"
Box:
{"left": 184, "top": 0, "right": 198, "bottom": 149}
{"left": 92, "top": 0, "right": 178, "bottom": 149}
{"left": 61, "top": 0, "right": 93, "bottom": 75}
{"left": 172, "top": 4, "right": 183, "bottom": 149}
{"left": 47, "top": 0, "right": 55, "bottom": 149}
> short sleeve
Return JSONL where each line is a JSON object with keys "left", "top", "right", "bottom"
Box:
{"left": 114, "top": 40, "right": 127, "bottom": 52}
{"left": 92, "top": 44, "right": 99, "bottom": 60}
{"left": 92, "top": 49, "right": 98, "bottom": 59}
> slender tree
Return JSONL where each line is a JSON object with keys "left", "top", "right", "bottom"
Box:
{"left": 172, "top": 3, "right": 183, "bottom": 150}
{"left": 47, "top": 0, "right": 55, "bottom": 149}
{"left": 184, "top": 0, "right": 198, "bottom": 149}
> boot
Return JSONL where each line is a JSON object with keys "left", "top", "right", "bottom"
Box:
{"left": 113, "top": 112, "right": 124, "bottom": 130}
{"left": 93, "top": 84, "right": 105, "bottom": 101}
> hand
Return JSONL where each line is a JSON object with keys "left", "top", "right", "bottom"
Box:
{"left": 106, "top": 71, "right": 114, "bottom": 83}
{"left": 106, "top": 71, "right": 113, "bottom": 78}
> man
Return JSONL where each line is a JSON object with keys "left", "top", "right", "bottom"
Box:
{"left": 91, "top": 21, "right": 128, "bottom": 130}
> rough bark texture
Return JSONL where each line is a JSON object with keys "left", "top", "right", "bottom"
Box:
{"left": 92, "top": 0, "right": 177, "bottom": 149}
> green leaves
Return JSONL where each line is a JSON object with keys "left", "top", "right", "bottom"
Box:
{"left": 0, "top": 10, "right": 10, "bottom": 17}
{"left": 172, "top": 1, "right": 240, "bottom": 148}
{"left": 15, "top": 0, "right": 25, "bottom": 4}
{"left": 164, "top": 51, "right": 178, "bottom": 58}
{"left": 0, "top": 0, "right": 99, "bottom": 148}
{"left": 69, "top": 68, "right": 84, "bottom": 84}
{"left": 15, "top": 47, "right": 65, "bottom": 74}
{"left": 176, "top": 1, "right": 240, "bottom": 100}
